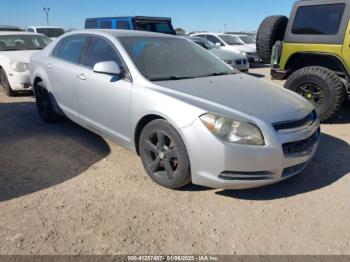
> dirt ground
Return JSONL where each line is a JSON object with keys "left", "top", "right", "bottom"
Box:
{"left": 0, "top": 66, "right": 349, "bottom": 255}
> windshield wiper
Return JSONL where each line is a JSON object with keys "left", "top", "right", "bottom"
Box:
{"left": 196, "top": 72, "right": 236, "bottom": 78}
{"left": 149, "top": 76, "right": 196, "bottom": 81}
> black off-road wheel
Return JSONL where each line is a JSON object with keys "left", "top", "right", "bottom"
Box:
{"left": 34, "top": 82, "right": 60, "bottom": 123}
{"left": 0, "top": 68, "right": 16, "bottom": 97}
{"left": 285, "top": 66, "right": 346, "bottom": 122}
{"left": 256, "top": 15, "right": 288, "bottom": 63}
{"left": 139, "top": 119, "right": 191, "bottom": 189}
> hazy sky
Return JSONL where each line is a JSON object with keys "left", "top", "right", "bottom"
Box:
{"left": 1, "top": 0, "right": 296, "bottom": 32}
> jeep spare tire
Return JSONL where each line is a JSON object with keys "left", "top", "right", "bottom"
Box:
{"left": 257, "top": 15, "right": 288, "bottom": 63}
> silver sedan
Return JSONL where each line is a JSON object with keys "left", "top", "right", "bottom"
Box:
{"left": 30, "top": 30, "right": 320, "bottom": 190}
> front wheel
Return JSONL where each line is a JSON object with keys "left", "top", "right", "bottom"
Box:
{"left": 285, "top": 66, "right": 346, "bottom": 122}
{"left": 139, "top": 119, "right": 191, "bottom": 189}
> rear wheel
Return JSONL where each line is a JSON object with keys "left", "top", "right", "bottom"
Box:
{"left": 256, "top": 15, "right": 288, "bottom": 63}
{"left": 34, "top": 82, "right": 60, "bottom": 123}
{"left": 139, "top": 119, "right": 191, "bottom": 189}
{"left": 285, "top": 66, "right": 345, "bottom": 121}
{"left": 0, "top": 68, "right": 15, "bottom": 96}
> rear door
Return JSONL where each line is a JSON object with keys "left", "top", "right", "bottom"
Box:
{"left": 75, "top": 36, "right": 132, "bottom": 145}
{"left": 48, "top": 35, "right": 88, "bottom": 121}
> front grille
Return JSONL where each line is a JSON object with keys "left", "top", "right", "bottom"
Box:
{"left": 273, "top": 110, "right": 317, "bottom": 132}
{"left": 235, "top": 59, "right": 248, "bottom": 65}
{"left": 282, "top": 129, "right": 320, "bottom": 157}
{"left": 246, "top": 52, "right": 257, "bottom": 56}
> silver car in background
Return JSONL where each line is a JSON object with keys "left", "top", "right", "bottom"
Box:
{"left": 190, "top": 36, "right": 249, "bottom": 72}
{"left": 30, "top": 30, "right": 320, "bottom": 190}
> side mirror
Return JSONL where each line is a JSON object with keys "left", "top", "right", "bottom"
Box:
{"left": 215, "top": 42, "right": 221, "bottom": 48}
{"left": 93, "top": 61, "right": 124, "bottom": 77}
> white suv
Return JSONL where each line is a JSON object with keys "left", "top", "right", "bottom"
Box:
{"left": 191, "top": 32, "right": 259, "bottom": 63}
{"left": 26, "top": 26, "right": 64, "bottom": 40}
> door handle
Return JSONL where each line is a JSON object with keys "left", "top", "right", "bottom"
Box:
{"left": 46, "top": 64, "right": 52, "bottom": 70}
{"left": 76, "top": 73, "right": 86, "bottom": 80}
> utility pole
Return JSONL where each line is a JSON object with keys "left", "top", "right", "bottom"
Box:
{"left": 224, "top": 24, "right": 227, "bottom": 33}
{"left": 43, "top": 8, "right": 50, "bottom": 26}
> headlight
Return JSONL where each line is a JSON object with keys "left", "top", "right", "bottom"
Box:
{"left": 10, "top": 61, "right": 29, "bottom": 72}
{"left": 240, "top": 51, "right": 247, "bottom": 57}
{"left": 223, "top": 59, "right": 233, "bottom": 65}
{"left": 200, "top": 113, "right": 264, "bottom": 145}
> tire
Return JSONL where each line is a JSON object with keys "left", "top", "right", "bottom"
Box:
{"left": 34, "top": 82, "right": 60, "bottom": 123}
{"left": 0, "top": 68, "right": 16, "bottom": 96}
{"left": 285, "top": 66, "right": 346, "bottom": 122}
{"left": 139, "top": 119, "right": 191, "bottom": 189}
{"left": 257, "top": 15, "right": 288, "bottom": 63}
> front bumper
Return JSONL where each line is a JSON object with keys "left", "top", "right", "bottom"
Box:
{"left": 7, "top": 71, "right": 32, "bottom": 91}
{"left": 180, "top": 115, "right": 320, "bottom": 190}
{"left": 246, "top": 54, "right": 260, "bottom": 63}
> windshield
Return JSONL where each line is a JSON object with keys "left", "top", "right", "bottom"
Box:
{"left": 219, "top": 35, "right": 244, "bottom": 45}
{"left": 0, "top": 35, "right": 51, "bottom": 51}
{"left": 37, "top": 28, "right": 65, "bottom": 38}
{"left": 134, "top": 21, "right": 175, "bottom": 35}
{"left": 191, "top": 38, "right": 215, "bottom": 50}
{"left": 119, "top": 36, "right": 235, "bottom": 81}
{"left": 239, "top": 35, "right": 255, "bottom": 44}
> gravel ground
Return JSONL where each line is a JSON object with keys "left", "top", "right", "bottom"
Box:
{"left": 0, "top": 66, "right": 349, "bottom": 255}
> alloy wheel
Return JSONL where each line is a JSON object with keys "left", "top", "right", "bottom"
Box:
{"left": 143, "top": 130, "right": 179, "bottom": 180}
{"left": 296, "top": 83, "right": 324, "bottom": 108}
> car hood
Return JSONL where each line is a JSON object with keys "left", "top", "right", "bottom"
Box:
{"left": 210, "top": 48, "right": 245, "bottom": 60}
{"left": 1, "top": 50, "right": 38, "bottom": 63}
{"left": 154, "top": 74, "right": 312, "bottom": 123}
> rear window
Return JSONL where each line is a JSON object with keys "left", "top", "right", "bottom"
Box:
{"left": 37, "top": 28, "right": 65, "bottom": 38}
{"left": 85, "top": 20, "right": 98, "bottom": 29}
{"left": 292, "top": 4, "right": 345, "bottom": 35}
{"left": 135, "top": 20, "right": 175, "bottom": 35}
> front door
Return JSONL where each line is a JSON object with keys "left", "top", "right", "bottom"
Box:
{"left": 76, "top": 36, "right": 132, "bottom": 145}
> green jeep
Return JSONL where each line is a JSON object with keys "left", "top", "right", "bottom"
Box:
{"left": 257, "top": 0, "right": 350, "bottom": 121}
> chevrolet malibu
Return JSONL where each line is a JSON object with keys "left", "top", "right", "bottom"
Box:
{"left": 0, "top": 32, "right": 51, "bottom": 96}
{"left": 30, "top": 30, "right": 320, "bottom": 190}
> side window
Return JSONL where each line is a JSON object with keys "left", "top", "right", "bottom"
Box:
{"left": 83, "top": 37, "right": 122, "bottom": 68}
{"left": 52, "top": 39, "right": 64, "bottom": 57}
{"left": 116, "top": 20, "right": 131, "bottom": 29}
{"left": 292, "top": 4, "right": 345, "bottom": 35}
{"left": 207, "top": 35, "right": 222, "bottom": 45}
{"left": 196, "top": 35, "right": 206, "bottom": 39}
{"left": 27, "top": 28, "right": 35, "bottom": 32}
{"left": 58, "top": 35, "right": 87, "bottom": 63}
{"left": 100, "top": 20, "right": 112, "bottom": 29}
{"left": 85, "top": 20, "right": 98, "bottom": 29}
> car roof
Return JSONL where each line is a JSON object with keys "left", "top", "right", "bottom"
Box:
{"left": 193, "top": 32, "right": 231, "bottom": 36}
{"left": 85, "top": 16, "right": 172, "bottom": 21}
{"left": 28, "top": 26, "right": 63, "bottom": 29}
{"left": 0, "top": 31, "right": 44, "bottom": 36}
{"left": 68, "top": 29, "right": 180, "bottom": 38}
